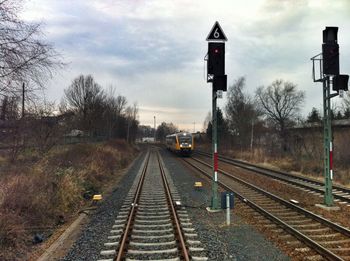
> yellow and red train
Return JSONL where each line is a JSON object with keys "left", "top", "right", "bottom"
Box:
{"left": 166, "top": 132, "right": 194, "bottom": 156}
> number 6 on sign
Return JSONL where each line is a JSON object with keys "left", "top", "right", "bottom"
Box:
{"left": 214, "top": 28, "right": 220, "bottom": 38}
{"left": 206, "top": 21, "right": 228, "bottom": 41}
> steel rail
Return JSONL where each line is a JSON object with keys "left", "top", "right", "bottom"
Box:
{"left": 157, "top": 152, "right": 190, "bottom": 261}
{"left": 115, "top": 151, "right": 150, "bottom": 261}
{"left": 194, "top": 150, "right": 350, "bottom": 203}
{"left": 192, "top": 156, "right": 350, "bottom": 237}
{"left": 183, "top": 157, "right": 345, "bottom": 261}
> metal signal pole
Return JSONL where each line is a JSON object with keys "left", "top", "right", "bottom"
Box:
{"left": 206, "top": 21, "right": 228, "bottom": 211}
{"left": 211, "top": 88, "right": 219, "bottom": 209}
{"left": 323, "top": 76, "right": 334, "bottom": 206}
{"left": 311, "top": 27, "right": 349, "bottom": 208}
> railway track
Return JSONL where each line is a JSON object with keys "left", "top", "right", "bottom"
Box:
{"left": 194, "top": 150, "right": 350, "bottom": 206}
{"left": 98, "top": 149, "right": 207, "bottom": 261}
{"left": 183, "top": 156, "right": 350, "bottom": 260}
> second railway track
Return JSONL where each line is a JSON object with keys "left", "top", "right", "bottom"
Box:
{"left": 98, "top": 148, "right": 207, "bottom": 261}
{"left": 194, "top": 150, "right": 350, "bottom": 206}
{"left": 183, "top": 156, "right": 350, "bottom": 260}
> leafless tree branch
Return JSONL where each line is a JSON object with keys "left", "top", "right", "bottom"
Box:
{"left": 0, "top": 0, "right": 64, "bottom": 97}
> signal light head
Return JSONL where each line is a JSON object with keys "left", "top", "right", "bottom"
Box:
{"left": 333, "top": 74, "right": 349, "bottom": 91}
{"left": 208, "top": 42, "right": 225, "bottom": 76}
{"left": 323, "top": 26, "right": 338, "bottom": 43}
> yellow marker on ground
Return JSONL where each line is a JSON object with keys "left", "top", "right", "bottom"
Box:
{"left": 194, "top": 182, "right": 203, "bottom": 188}
{"left": 93, "top": 194, "right": 102, "bottom": 201}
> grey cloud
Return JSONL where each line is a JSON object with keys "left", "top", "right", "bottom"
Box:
{"left": 22, "top": 0, "right": 350, "bottom": 128}
{"left": 47, "top": 14, "right": 202, "bottom": 77}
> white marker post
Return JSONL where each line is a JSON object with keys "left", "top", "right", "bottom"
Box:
{"left": 226, "top": 193, "right": 230, "bottom": 225}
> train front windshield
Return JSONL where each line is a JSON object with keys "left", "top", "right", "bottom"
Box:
{"left": 179, "top": 136, "right": 192, "bottom": 144}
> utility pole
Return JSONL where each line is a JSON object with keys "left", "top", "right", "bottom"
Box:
{"left": 311, "top": 26, "right": 349, "bottom": 208}
{"left": 205, "top": 21, "right": 228, "bottom": 211}
{"left": 153, "top": 116, "right": 156, "bottom": 142}
{"left": 250, "top": 119, "right": 254, "bottom": 154}
{"left": 22, "top": 82, "right": 25, "bottom": 118}
{"left": 127, "top": 117, "right": 130, "bottom": 143}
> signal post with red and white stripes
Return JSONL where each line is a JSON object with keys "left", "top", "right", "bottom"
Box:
{"left": 205, "top": 22, "right": 228, "bottom": 210}
{"left": 312, "top": 27, "right": 349, "bottom": 207}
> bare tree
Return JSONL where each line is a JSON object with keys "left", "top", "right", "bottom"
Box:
{"left": 115, "top": 95, "right": 127, "bottom": 116}
{"left": 0, "top": 0, "right": 63, "bottom": 97}
{"left": 256, "top": 79, "right": 305, "bottom": 152}
{"left": 125, "top": 103, "right": 138, "bottom": 143}
{"left": 103, "top": 87, "right": 118, "bottom": 138}
{"left": 63, "top": 75, "right": 106, "bottom": 134}
{"left": 202, "top": 112, "right": 211, "bottom": 132}
{"left": 103, "top": 87, "right": 128, "bottom": 139}
{"left": 225, "top": 76, "right": 257, "bottom": 148}
{"left": 26, "top": 101, "right": 63, "bottom": 153}
{"left": 62, "top": 75, "right": 141, "bottom": 141}
{"left": 0, "top": 95, "right": 19, "bottom": 120}
{"left": 342, "top": 91, "right": 350, "bottom": 118}
{"left": 156, "top": 122, "right": 178, "bottom": 142}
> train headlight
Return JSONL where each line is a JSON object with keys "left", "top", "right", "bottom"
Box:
{"left": 189, "top": 144, "right": 191, "bottom": 147}
{"left": 180, "top": 144, "right": 183, "bottom": 148}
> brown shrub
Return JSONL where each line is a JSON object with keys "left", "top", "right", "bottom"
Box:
{"left": 105, "top": 139, "right": 129, "bottom": 151}
{"left": 89, "top": 147, "right": 119, "bottom": 175}
{"left": 78, "top": 146, "right": 121, "bottom": 197}
{"left": 0, "top": 140, "right": 138, "bottom": 258}
{"left": 54, "top": 173, "right": 82, "bottom": 215}
{"left": 2, "top": 173, "right": 56, "bottom": 226}
{"left": 44, "top": 144, "right": 94, "bottom": 169}
{"left": 0, "top": 211, "right": 27, "bottom": 260}
{"left": 273, "top": 157, "right": 300, "bottom": 172}
{"left": 334, "top": 131, "right": 350, "bottom": 167}
{"left": 334, "top": 169, "right": 350, "bottom": 186}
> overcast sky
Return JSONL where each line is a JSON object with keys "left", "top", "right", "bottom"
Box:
{"left": 21, "top": 0, "right": 350, "bottom": 131}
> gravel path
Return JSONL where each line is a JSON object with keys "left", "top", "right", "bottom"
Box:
{"left": 61, "top": 148, "right": 290, "bottom": 261}
{"left": 160, "top": 149, "right": 290, "bottom": 261}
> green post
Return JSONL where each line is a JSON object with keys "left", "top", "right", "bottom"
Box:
{"left": 211, "top": 88, "right": 220, "bottom": 209}
{"left": 323, "top": 76, "right": 334, "bottom": 206}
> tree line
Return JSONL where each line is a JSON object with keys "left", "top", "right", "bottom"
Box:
{"left": 60, "top": 74, "right": 139, "bottom": 142}
{"left": 0, "top": 1, "right": 140, "bottom": 161}
{"left": 146, "top": 76, "right": 350, "bottom": 150}
{"left": 202, "top": 76, "right": 350, "bottom": 157}
{"left": 1, "top": 73, "right": 139, "bottom": 161}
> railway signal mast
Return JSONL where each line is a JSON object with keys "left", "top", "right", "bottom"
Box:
{"left": 205, "top": 22, "right": 227, "bottom": 210}
{"left": 311, "top": 27, "right": 349, "bottom": 208}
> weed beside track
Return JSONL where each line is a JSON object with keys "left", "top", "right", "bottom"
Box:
{"left": 0, "top": 139, "right": 138, "bottom": 261}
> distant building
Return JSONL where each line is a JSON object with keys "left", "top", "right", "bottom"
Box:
{"left": 65, "top": 129, "right": 84, "bottom": 137}
{"left": 142, "top": 137, "right": 155, "bottom": 143}
{"left": 292, "top": 119, "right": 350, "bottom": 131}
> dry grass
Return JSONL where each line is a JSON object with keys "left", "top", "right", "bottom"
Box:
{"left": 334, "top": 169, "right": 350, "bottom": 186}
{"left": 0, "top": 139, "right": 138, "bottom": 260}
{"left": 222, "top": 147, "right": 350, "bottom": 188}
{"left": 198, "top": 140, "right": 344, "bottom": 184}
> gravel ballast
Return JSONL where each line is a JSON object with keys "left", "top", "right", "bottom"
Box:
{"left": 61, "top": 148, "right": 290, "bottom": 260}
{"left": 160, "top": 149, "right": 290, "bottom": 261}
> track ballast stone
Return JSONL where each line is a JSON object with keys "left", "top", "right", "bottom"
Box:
{"left": 61, "top": 149, "right": 290, "bottom": 261}
{"left": 160, "top": 149, "right": 290, "bottom": 261}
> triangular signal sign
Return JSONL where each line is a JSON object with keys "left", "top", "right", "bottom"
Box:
{"left": 206, "top": 21, "right": 227, "bottom": 41}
